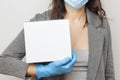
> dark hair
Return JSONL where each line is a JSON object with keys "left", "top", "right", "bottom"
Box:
{"left": 50, "top": 0, "right": 106, "bottom": 22}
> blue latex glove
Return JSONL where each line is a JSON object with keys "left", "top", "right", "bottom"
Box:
{"left": 35, "top": 50, "right": 76, "bottom": 79}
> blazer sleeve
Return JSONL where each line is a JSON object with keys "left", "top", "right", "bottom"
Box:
{"left": 0, "top": 13, "right": 44, "bottom": 79}
{"left": 0, "top": 29, "right": 29, "bottom": 79}
{"left": 104, "top": 19, "right": 115, "bottom": 80}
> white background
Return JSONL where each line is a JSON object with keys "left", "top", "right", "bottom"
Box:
{"left": 0, "top": 0, "right": 119, "bottom": 80}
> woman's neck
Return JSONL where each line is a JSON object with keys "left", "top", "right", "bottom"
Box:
{"left": 64, "top": 3, "right": 86, "bottom": 21}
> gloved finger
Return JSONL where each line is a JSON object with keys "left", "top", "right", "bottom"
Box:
{"left": 68, "top": 50, "right": 76, "bottom": 66}
{"left": 54, "top": 57, "right": 72, "bottom": 66}
{"left": 72, "top": 50, "right": 76, "bottom": 58}
{"left": 62, "top": 51, "right": 76, "bottom": 69}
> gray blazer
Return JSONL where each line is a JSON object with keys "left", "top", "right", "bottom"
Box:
{"left": 0, "top": 8, "right": 115, "bottom": 80}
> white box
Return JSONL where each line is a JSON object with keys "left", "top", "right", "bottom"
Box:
{"left": 24, "top": 20, "right": 72, "bottom": 63}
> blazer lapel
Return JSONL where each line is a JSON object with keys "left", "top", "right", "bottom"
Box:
{"left": 86, "top": 8, "right": 104, "bottom": 80}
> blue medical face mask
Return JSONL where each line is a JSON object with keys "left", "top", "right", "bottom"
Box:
{"left": 64, "top": 0, "right": 89, "bottom": 10}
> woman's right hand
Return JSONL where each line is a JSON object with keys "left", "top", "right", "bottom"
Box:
{"left": 35, "top": 50, "right": 76, "bottom": 79}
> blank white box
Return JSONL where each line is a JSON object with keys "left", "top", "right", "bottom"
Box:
{"left": 24, "top": 19, "right": 72, "bottom": 63}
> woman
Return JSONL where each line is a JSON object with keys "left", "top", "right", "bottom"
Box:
{"left": 0, "top": 0, "right": 115, "bottom": 80}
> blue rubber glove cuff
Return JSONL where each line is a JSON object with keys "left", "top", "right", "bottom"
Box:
{"left": 36, "top": 64, "right": 45, "bottom": 79}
